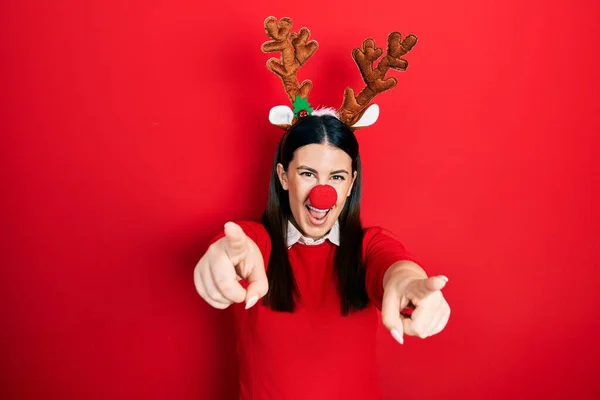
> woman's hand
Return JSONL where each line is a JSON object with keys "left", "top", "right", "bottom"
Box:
{"left": 193, "top": 222, "right": 268, "bottom": 310}
{"left": 381, "top": 261, "right": 451, "bottom": 344}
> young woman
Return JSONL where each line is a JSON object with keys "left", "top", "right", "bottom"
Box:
{"left": 193, "top": 16, "right": 450, "bottom": 400}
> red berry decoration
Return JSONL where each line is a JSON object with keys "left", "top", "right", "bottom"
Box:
{"left": 308, "top": 185, "right": 337, "bottom": 210}
{"left": 298, "top": 109, "right": 308, "bottom": 118}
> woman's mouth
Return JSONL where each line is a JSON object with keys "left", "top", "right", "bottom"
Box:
{"left": 306, "top": 204, "right": 331, "bottom": 226}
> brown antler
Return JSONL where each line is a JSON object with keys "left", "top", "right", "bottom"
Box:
{"left": 261, "top": 16, "right": 318, "bottom": 103}
{"left": 338, "top": 32, "right": 418, "bottom": 126}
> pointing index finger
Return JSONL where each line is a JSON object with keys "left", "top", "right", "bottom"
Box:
{"left": 224, "top": 222, "right": 249, "bottom": 264}
{"left": 410, "top": 275, "right": 448, "bottom": 300}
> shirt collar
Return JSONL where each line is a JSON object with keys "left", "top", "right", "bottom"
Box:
{"left": 286, "top": 220, "right": 340, "bottom": 248}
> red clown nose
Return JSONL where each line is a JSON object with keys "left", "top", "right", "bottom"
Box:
{"left": 308, "top": 185, "right": 337, "bottom": 210}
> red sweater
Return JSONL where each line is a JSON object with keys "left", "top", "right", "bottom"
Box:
{"left": 212, "top": 221, "right": 418, "bottom": 400}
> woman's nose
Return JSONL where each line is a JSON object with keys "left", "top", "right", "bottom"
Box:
{"left": 308, "top": 185, "right": 337, "bottom": 210}
{"left": 317, "top": 175, "right": 329, "bottom": 186}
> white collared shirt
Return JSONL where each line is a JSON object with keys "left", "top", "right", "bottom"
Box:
{"left": 286, "top": 220, "right": 340, "bottom": 248}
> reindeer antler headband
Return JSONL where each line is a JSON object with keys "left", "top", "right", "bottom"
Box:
{"left": 262, "top": 16, "right": 418, "bottom": 130}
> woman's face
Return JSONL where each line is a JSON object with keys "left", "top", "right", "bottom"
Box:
{"left": 277, "top": 143, "right": 357, "bottom": 239}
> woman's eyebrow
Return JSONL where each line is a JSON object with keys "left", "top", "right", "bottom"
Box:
{"left": 297, "top": 165, "right": 318, "bottom": 173}
{"left": 330, "top": 169, "right": 349, "bottom": 175}
{"left": 297, "top": 166, "right": 349, "bottom": 175}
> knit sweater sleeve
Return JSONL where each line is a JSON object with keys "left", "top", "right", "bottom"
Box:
{"left": 362, "top": 227, "right": 421, "bottom": 310}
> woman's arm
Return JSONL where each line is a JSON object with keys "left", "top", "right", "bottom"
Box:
{"left": 363, "top": 228, "right": 450, "bottom": 344}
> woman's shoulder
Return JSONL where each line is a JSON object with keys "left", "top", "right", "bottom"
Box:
{"left": 233, "top": 220, "right": 267, "bottom": 232}
{"left": 362, "top": 225, "right": 402, "bottom": 241}
{"left": 209, "top": 220, "right": 269, "bottom": 246}
{"left": 361, "top": 225, "right": 410, "bottom": 253}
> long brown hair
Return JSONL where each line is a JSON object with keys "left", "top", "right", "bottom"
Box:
{"left": 261, "top": 115, "right": 368, "bottom": 315}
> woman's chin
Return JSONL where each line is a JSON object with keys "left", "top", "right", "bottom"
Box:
{"left": 301, "top": 213, "right": 334, "bottom": 239}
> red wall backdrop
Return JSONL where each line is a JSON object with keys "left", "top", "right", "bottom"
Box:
{"left": 1, "top": 0, "right": 599, "bottom": 398}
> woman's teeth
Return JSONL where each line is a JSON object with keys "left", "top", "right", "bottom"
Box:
{"left": 307, "top": 205, "right": 329, "bottom": 213}
{"left": 307, "top": 204, "right": 330, "bottom": 221}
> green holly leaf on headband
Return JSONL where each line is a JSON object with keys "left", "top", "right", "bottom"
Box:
{"left": 292, "top": 95, "right": 313, "bottom": 117}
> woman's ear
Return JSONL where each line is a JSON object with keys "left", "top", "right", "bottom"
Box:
{"left": 347, "top": 170, "right": 358, "bottom": 197}
{"left": 276, "top": 163, "right": 289, "bottom": 190}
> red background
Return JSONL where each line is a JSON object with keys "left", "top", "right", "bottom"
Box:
{"left": 1, "top": 0, "right": 599, "bottom": 399}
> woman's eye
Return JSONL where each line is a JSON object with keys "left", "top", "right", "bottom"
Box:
{"left": 300, "top": 172, "right": 314, "bottom": 178}
{"left": 331, "top": 175, "right": 345, "bottom": 181}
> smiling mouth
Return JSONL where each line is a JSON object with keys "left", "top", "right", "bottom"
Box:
{"left": 306, "top": 204, "right": 331, "bottom": 221}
